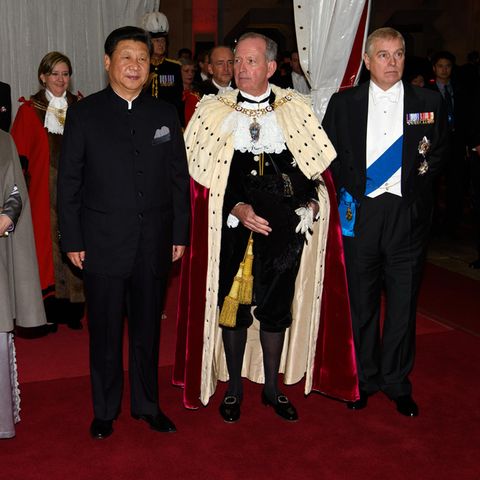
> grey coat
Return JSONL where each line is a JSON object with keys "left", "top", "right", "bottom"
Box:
{"left": 0, "top": 130, "right": 45, "bottom": 331}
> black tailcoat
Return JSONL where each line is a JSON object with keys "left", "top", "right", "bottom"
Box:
{"left": 324, "top": 81, "right": 447, "bottom": 208}
{"left": 323, "top": 81, "right": 447, "bottom": 398}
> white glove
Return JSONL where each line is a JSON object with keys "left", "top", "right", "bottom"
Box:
{"left": 295, "top": 205, "right": 314, "bottom": 239}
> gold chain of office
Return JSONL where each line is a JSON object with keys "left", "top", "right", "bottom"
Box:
{"left": 216, "top": 94, "right": 292, "bottom": 117}
{"left": 32, "top": 100, "right": 67, "bottom": 126}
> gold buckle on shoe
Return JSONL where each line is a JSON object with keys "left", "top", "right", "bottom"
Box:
{"left": 224, "top": 395, "right": 238, "bottom": 405}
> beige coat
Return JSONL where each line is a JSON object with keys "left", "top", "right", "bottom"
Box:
{"left": 184, "top": 86, "right": 337, "bottom": 405}
{"left": 0, "top": 130, "right": 46, "bottom": 332}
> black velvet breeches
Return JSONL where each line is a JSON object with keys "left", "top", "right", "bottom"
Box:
{"left": 218, "top": 225, "right": 303, "bottom": 333}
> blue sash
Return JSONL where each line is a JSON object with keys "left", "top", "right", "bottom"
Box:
{"left": 338, "top": 188, "right": 359, "bottom": 237}
{"left": 365, "top": 136, "right": 403, "bottom": 196}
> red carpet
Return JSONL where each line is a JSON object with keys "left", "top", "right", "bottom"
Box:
{"left": 3, "top": 263, "right": 480, "bottom": 479}
{"left": 418, "top": 263, "right": 480, "bottom": 336}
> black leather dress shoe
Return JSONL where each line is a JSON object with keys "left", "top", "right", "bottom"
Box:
{"left": 45, "top": 322, "right": 58, "bottom": 334}
{"left": 394, "top": 395, "right": 419, "bottom": 417}
{"left": 67, "top": 319, "right": 83, "bottom": 330}
{"left": 346, "top": 390, "right": 369, "bottom": 410}
{"left": 132, "top": 410, "right": 176, "bottom": 432}
{"left": 90, "top": 419, "right": 113, "bottom": 439}
{"left": 67, "top": 302, "right": 85, "bottom": 330}
{"left": 261, "top": 391, "right": 298, "bottom": 422}
{"left": 219, "top": 395, "right": 241, "bottom": 423}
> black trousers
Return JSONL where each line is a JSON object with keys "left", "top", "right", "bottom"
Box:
{"left": 342, "top": 193, "right": 430, "bottom": 399}
{"left": 83, "top": 247, "right": 168, "bottom": 421}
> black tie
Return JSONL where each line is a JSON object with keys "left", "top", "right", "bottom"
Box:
{"left": 443, "top": 85, "right": 454, "bottom": 130}
{"left": 237, "top": 91, "right": 275, "bottom": 105}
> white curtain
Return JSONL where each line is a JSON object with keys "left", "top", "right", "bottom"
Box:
{"left": 294, "top": 0, "right": 370, "bottom": 121}
{"left": 0, "top": 0, "right": 156, "bottom": 119}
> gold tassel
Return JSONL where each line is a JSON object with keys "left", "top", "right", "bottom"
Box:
{"left": 218, "top": 263, "right": 244, "bottom": 328}
{"left": 239, "top": 234, "right": 254, "bottom": 304}
{"left": 220, "top": 155, "right": 263, "bottom": 323}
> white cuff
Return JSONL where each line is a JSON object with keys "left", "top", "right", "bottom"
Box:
{"left": 227, "top": 202, "right": 246, "bottom": 228}
{"left": 227, "top": 214, "right": 240, "bottom": 228}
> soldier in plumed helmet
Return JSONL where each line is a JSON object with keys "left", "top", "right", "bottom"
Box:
{"left": 142, "top": 10, "right": 184, "bottom": 125}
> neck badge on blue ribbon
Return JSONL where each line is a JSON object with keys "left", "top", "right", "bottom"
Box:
{"left": 338, "top": 188, "right": 359, "bottom": 237}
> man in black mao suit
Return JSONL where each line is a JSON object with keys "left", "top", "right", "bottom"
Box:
{"left": 0, "top": 81, "right": 12, "bottom": 132}
{"left": 58, "top": 26, "right": 190, "bottom": 439}
{"left": 323, "top": 28, "right": 447, "bottom": 417}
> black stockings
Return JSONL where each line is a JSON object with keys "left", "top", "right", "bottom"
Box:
{"left": 222, "top": 327, "right": 286, "bottom": 402}
{"left": 260, "top": 329, "right": 285, "bottom": 402}
{"left": 222, "top": 328, "right": 247, "bottom": 400}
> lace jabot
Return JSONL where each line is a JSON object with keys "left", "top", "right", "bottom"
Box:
{"left": 44, "top": 89, "right": 68, "bottom": 134}
{"left": 221, "top": 86, "right": 287, "bottom": 155}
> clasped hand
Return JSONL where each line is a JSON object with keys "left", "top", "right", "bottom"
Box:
{"left": 231, "top": 203, "right": 271, "bottom": 236}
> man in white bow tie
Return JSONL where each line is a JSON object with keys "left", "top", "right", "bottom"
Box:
{"left": 323, "top": 27, "right": 448, "bottom": 417}
{"left": 57, "top": 26, "right": 190, "bottom": 439}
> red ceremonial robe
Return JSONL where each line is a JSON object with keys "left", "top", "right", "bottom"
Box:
{"left": 11, "top": 98, "right": 54, "bottom": 295}
{"left": 173, "top": 169, "right": 358, "bottom": 408}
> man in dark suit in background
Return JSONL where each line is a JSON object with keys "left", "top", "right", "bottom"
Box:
{"left": 199, "top": 45, "right": 234, "bottom": 96}
{"left": 57, "top": 26, "right": 190, "bottom": 439}
{"left": 323, "top": 27, "right": 447, "bottom": 417}
{"left": 470, "top": 117, "right": 480, "bottom": 268}
{"left": 0, "top": 82, "right": 11, "bottom": 132}
{"left": 427, "top": 51, "right": 471, "bottom": 237}
{"left": 193, "top": 50, "right": 210, "bottom": 84}
{"left": 275, "top": 51, "right": 310, "bottom": 94}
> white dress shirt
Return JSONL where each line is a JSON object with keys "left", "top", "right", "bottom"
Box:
{"left": 212, "top": 78, "right": 233, "bottom": 94}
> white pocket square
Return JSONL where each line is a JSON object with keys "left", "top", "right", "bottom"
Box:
{"left": 153, "top": 126, "right": 171, "bottom": 144}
